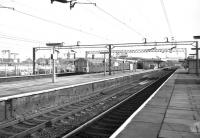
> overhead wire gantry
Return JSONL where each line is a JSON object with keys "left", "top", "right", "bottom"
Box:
{"left": 32, "top": 40, "right": 198, "bottom": 76}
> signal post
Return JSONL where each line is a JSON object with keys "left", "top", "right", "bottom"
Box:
{"left": 46, "top": 42, "right": 63, "bottom": 83}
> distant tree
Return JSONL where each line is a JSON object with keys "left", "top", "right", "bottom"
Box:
{"left": 58, "top": 58, "right": 74, "bottom": 65}
{"left": 37, "top": 58, "right": 50, "bottom": 65}
{"left": 21, "top": 58, "right": 33, "bottom": 64}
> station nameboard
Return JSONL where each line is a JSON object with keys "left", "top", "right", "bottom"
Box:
{"left": 46, "top": 43, "right": 64, "bottom": 46}
{"left": 191, "top": 48, "right": 200, "bottom": 50}
{"left": 193, "top": 36, "right": 200, "bottom": 39}
{"left": 100, "top": 51, "right": 109, "bottom": 54}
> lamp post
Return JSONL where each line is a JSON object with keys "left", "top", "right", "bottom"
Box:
{"left": 11, "top": 53, "right": 19, "bottom": 76}
{"left": 2, "top": 50, "right": 11, "bottom": 77}
{"left": 108, "top": 45, "right": 112, "bottom": 75}
{"left": 100, "top": 51, "right": 109, "bottom": 76}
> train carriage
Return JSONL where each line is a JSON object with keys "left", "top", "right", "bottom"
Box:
{"left": 74, "top": 58, "right": 89, "bottom": 73}
{"left": 74, "top": 58, "right": 131, "bottom": 73}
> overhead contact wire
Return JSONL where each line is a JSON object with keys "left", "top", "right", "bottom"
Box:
{"left": 160, "top": 0, "right": 173, "bottom": 36}
{"left": 0, "top": 3, "right": 114, "bottom": 42}
{"left": 86, "top": 0, "right": 146, "bottom": 38}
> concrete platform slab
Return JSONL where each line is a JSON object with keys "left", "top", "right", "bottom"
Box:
{"left": 133, "top": 111, "right": 164, "bottom": 124}
{"left": 147, "top": 99, "right": 169, "bottom": 108}
{"left": 170, "top": 99, "right": 190, "bottom": 104}
{"left": 165, "top": 109, "right": 200, "bottom": 120}
{"left": 161, "top": 122, "right": 194, "bottom": 132}
{"left": 168, "top": 106, "right": 196, "bottom": 111}
{"left": 169, "top": 102, "right": 194, "bottom": 109}
{"left": 163, "top": 118, "right": 200, "bottom": 132}
{"left": 140, "top": 106, "right": 166, "bottom": 114}
{"left": 154, "top": 93, "right": 172, "bottom": 97}
{"left": 172, "top": 93, "right": 190, "bottom": 97}
{"left": 145, "top": 104, "right": 167, "bottom": 109}
{"left": 116, "top": 122, "right": 161, "bottom": 138}
{"left": 159, "top": 129, "right": 200, "bottom": 138}
{"left": 171, "top": 96, "right": 189, "bottom": 100}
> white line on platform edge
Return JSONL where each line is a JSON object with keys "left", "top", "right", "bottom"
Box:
{"left": 109, "top": 71, "right": 175, "bottom": 138}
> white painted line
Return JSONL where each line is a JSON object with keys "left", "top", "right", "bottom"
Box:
{"left": 110, "top": 71, "right": 175, "bottom": 138}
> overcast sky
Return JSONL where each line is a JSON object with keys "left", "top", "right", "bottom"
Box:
{"left": 0, "top": 0, "right": 199, "bottom": 60}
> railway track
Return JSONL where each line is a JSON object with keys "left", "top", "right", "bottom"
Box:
{"left": 63, "top": 68, "right": 175, "bottom": 138}
{"left": 0, "top": 69, "right": 175, "bottom": 138}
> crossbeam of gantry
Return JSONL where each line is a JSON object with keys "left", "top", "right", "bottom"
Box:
{"left": 85, "top": 48, "right": 186, "bottom": 55}
{"left": 34, "top": 41, "right": 197, "bottom": 49}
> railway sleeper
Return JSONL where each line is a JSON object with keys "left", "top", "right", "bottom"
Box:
{"left": 0, "top": 129, "right": 16, "bottom": 136}
{"left": 0, "top": 131, "right": 11, "bottom": 138}
{"left": 60, "top": 120, "right": 69, "bottom": 125}
{"left": 32, "top": 117, "right": 48, "bottom": 122}
{"left": 74, "top": 113, "right": 81, "bottom": 117}
{"left": 11, "top": 122, "right": 47, "bottom": 138}
{"left": 85, "top": 108, "right": 92, "bottom": 112}
{"left": 56, "top": 109, "right": 72, "bottom": 113}
{"left": 48, "top": 111, "right": 63, "bottom": 116}
{"left": 16, "top": 123, "right": 35, "bottom": 131}
{"left": 42, "top": 113, "right": 56, "bottom": 119}
{"left": 21, "top": 121, "right": 37, "bottom": 126}
{"left": 11, "top": 124, "right": 28, "bottom": 130}
{"left": 2, "top": 126, "right": 23, "bottom": 133}
{"left": 60, "top": 106, "right": 75, "bottom": 110}
{"left": 80, "top": 111, "right": 86, "bottom": 114}
{"left": 24, "top": 119, "right": 42, "bottom": 125}
{"left": 66, "top": 116, "right": 75, "bottom": 120}
{"left": 46, "top": 112, "right": 61, "bottom": 117}
{"left": 67, "top": 105, "right": 80, "bottom": 109}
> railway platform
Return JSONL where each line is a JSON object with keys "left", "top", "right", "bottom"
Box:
{"left": 0, "top": 70, "right": 144, "bottom": 98}
{"left": 0, "top": 69, "right": 157, "bottom": 124}
{"left": 112, "top": 69, "right": 200, "bottom": 138}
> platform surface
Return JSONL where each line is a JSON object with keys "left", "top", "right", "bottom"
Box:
{"left": 114, "top": 69, "right": 200, "bottom": 138}
{"left": 0, "top": 70, "right": 146, "bottom": 98}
